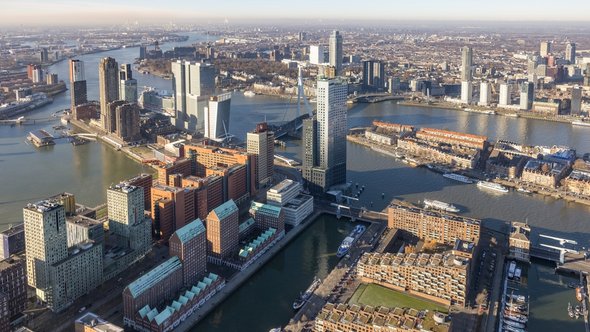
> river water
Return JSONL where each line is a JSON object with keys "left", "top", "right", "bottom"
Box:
{"left": 0, "top": 35, "right": 588, "bottom": 331}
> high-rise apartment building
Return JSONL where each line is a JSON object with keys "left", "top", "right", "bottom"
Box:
{"left": 479, "top": 82, "right": 491, "bottom": 106}
{"left": 329, "top": 31, "right": 343, "bottom": 76}
{"left": 460, "top": 81, "right": 472, "bottom": 104}
{"left": 246, "top": 122, "right": 274, "bottom": 188}
{"left": 125, "top": 173, "right": 153, "bottom": 210}
{"left": 114, "top": 102, "right": 141, "bottom": 142}
{"left": 69, "top": 59, "right": 87, "bottom": 114}
{"left": 571, "top": 86, "right": 582, "bottom": 115}
{"left": 204, "top": 93, "right": 231, "bottom": 140}
{"left": 172, "top": 61, "right": 215, "bottom": 132}
{"left": 362, "top": 60, "right": 385, "bottom": 91}
{"left": 566, "top": 42, "right": 576, "bottom": 64}
{"left": 460, "top": 46, "right": 473, "bottom": 81}
{"left": 107, "top": 184, "right": 145, "bottom": 239}
{"left": 302, "top": 78, "right": 348, "bottom": 195}
{"left": 519, "top": 82, "right": 535, "bottom": 111}
{"left": 169, "top": 219, "right": 207, "bottom": 286}
{"left": 151, "top": 185, "right": 195, "bottom": 240}
{"left": 499, "top": 83, "right": 511, "bottom": 107}
{"left": 206, "top": 200, "right": 239, "bottom": 261}
{"left": 540, "top": 41, "right": 552, "bottom": 58}
{"left": 99, "top": 57, "right": 120, "bottom": 131}
{"left": 119, "top": 64, "right": 138, "bottom": 103}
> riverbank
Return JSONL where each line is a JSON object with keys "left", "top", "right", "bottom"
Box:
{"left": 399, "top": 100, "right": 576, "bottom": 124}
{"left": 347, "top": 133, "right": 590, "bottom": 207}
{"left": 174, "top": 208, "right": 326, "bottom": 332}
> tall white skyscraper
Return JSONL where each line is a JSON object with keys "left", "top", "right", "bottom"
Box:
{"left": 461, "top": 81, "right": 472, "bottom": 104}
{"left": 540, "top": 41, "right": 551, "bottom": 58}
{"left": 479, "top": 82, "right": 491, "bottom": 106}
{"left": 566, "top": 42, "right": 576, "bottom": 64}
{"left": 461, "top": 46, "right": 473, "bottom": 81}
{"left": 519, "top": 82, "right": 535, "bottom": 111}
{"left": 499, "top": 83, "right": 511, "bottom": 107}
{"left": 204, "top": 93, "right": 232, "bottom": 140}
{"left": 302, "top": 77, "right": 348, "bottom": 194}
{"left": 329, "top": 31, "right": 343, "bottom": 75}
{"left": 172, "top": 60, "right": 215, "bottom": 132}
{"left": 309, "top": 45, "right": 327, "bottom": 65}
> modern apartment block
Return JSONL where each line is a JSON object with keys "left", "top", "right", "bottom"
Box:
{"left": 66, "top": 215, "right": 104, "bottom": 247}
{"left": 314, "top": 302, "right": 450, "bottom": 332}
{"left": 0, "top": 224, "right": 25, "bottom": 260}
{"left": 387, "top": 200, "right": 481, "bottom": 245}
{"left": 357, "top": 252, "right": 470, "bottom": 307}
{"left": 246, "top": 122, "right": 275, "bottom": 188}
{"left": 267, "top": 179, "right": 313, "bottom": 226}
{"left": 171, "top": 60, "right": 215, "bottom": 132}
{"left": 151, "top": 184, "right": 195, "bottom": 240}
{"left": 69, "top": 59, "right": 88, "bottom": 114}
{"left": 157, "top": 159, "right": 192, "bottom": 186}
{"left": 206, "top": 200, "right": 239, "bottom": 262}
{"left": 0, "top": 256, "right": 26, "bottom": 321}
{"left": 98, "top": 57, "right": 120, "bottom": 131}
{"left": 23, "top": 200, "right": 103, "bottom": 312}
{"left": 169, "top": 219, "right": 207, "bottom": 287}
{"left": 125, "top": 173, "right": 153, "bottom": 210}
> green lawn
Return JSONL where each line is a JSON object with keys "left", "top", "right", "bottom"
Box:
{"left": 349, "top": 283, "right": 448, "bottom": 313}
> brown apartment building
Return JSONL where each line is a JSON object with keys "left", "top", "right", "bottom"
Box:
{"left": 206, "top": 200, "right": 239, "bottom": 262}
{"left": 151, "top": 185, "right": 195, "bottom": 240}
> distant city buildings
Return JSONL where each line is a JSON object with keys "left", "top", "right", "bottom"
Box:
{"left": 566, "top": 42, "right": 576, "bottom": 64}
{"left": 540, "top": 40, "right": 552, "bottom": 58}
{"left": 362, "top": 60, "right": 385, "bottom": 91}
{"left": 329, "top": 30, "right": 343, "bottom": 76}
{"left": 302, "top": 77, "right": 348, "bottom": 195}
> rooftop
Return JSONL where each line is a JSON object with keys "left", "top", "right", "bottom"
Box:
{"left": 0, "top": 223, "right": 24, "bottom": 236}
{"left": 172, "top": 219, "right": 206, "bottom": 244}
{"left": 126, "top": 256, "right": 182, "bottom": 298}
{"left": 268, "top": 179, "right": 298, "bottom": 194}
{"left": 211, "top": 200, "right": 238, "bottom": 220}
{"left": 25, "top": 199, "right": 62, "bottom": 213}
{"left": 108, "top": 183, "right": 140, "bottom": 194}
{"left": 359, "top": 251, "right": 469, "bottom": 271}
{"left": 389, "top": 200, "right": 481, "bottom": 226}
{"left": 75, "top": 312, "right": 123, "bottom": 332}
{"left": 239, "top": 218, "right": 255, "bottom": 234}
{"left": 250, "top": 201, "right": 282, "bottom": 218}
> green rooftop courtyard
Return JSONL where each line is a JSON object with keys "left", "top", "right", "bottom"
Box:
{"left": 349, "top": 283, "right": 449, "bottom": 314}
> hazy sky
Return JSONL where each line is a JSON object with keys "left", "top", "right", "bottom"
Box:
{"left": 2, "top": 0, "right": 590, "bottom": 26}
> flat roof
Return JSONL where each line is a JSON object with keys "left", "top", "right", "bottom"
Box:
{"left": 126, "top": 256, "right": 182, "bottom": 298}
{"left": 268, "top": 179, "right": 297, "bottom": 194}
{"left": 75, "top": 312, "right": 123, "bottom": 332}
{"left": 250, "top": 201, "right": 282, "bottom": 218}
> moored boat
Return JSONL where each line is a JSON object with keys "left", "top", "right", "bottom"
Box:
{"left": 292, "top": 276, "right": 321, "bottom": 310}
{"left": 477, "top": 181, "right": 509, "bottom": 193}
{"left": 443, "top": 173, "right": 473, "bottom": 184}
{"left": 423, "top": 199, "right": 460, "bottom": 213}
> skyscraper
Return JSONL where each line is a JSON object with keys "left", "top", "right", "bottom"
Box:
{"left": 540, "top": 41, "right": 551, "bottom": 58}
{"left": 329, "top": 30, "right": 343, "bottom": 76}
{"left": 247, "top": 122, "right": 275, "bottom": 188}
{"left": 99, "top": 57, "right": 120, "bottom": 131}
{"left": 172, "top": 61, "right": 216, "bottom": 132}
{"left": 309, "top": 45, "right": 327, "bottom": 65}
{"left": 362, "top": 60, "right": 385, "bottom": 91}
{"left": 519, "top": 82, "right": 535, "bottom": 111}
{"left": 206, "top": 200, "right": 239, "bottom": 261}
{"left": 460, "top": 46, "right": 473, "bottom": 81}
{"left": 107, "top": 184, "right": 145, "bottom": 240}
{"left": 461, "top": 81, "right": 472, "bottom": 104}
{"left": 499, "top": 83, "right": 511, "bottom": 107}
{"left": 114, "top": 103, "right": 141, "bottom": 142}
{"left": 566, "top": 42, "right": 576, "bottom": 64}
{"left": 571, "top": 86, "right": 582, "bottom": 115}
{"left": 302, "top": 78, "right": 348, "bottom": 194}
{"left": 119, "top": 64, "right": 138, "bottom": 103}
{"left": 204, "top": 93, "right": 231, "bottom": 140}
{"left": 69, "top": 59, "right": 87, "bottom": 114}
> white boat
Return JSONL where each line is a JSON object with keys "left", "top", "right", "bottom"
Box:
{"left": 572, "top": 120, "right": 590, "bottom": 127}
{"left": 517, "top": 187, "right": 531, "bottom": 194}
{"left": 505, "top": 113, "right": 520, "bottom": 118}
{"left": 424, "top": 199, "right": 460, "bottom": 213}
{"left": 292, "top": 276, "right": 321, "bottom": 310}
{"left": 477, "top": 181, "right": 509, "bottom": 193}
{"left": 244, "top": 91, "right": 256, "bottom": 97}
{"left": 443, "top": 173, "right": 473, "bottom": 184}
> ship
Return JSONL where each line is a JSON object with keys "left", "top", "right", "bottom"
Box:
{"left": 568, "top": 302, "right": 574, "bottom": 318}
{"left": 517, "top": 187, "right": 532, "bottom": 194}
{"left": 244, "top": 91, "right": 256, "bottom": 97}
{"left": 505, "top": 113, "right": 520, "bottom": 118}
{"left": 336, "top": 225, "right": 366, "bottom": 258}
{"left": 292, "top": 276, "right": 321, "bottom": 310}
{"left": 576, "top": 287, "right": 583, "bottom": 302}
{"left": 423, "top": 199, "right": 460, "bottom": 213}
{"left": 572, "top": 120, "right": 590, "bottom": 127}
{"left": 477, "top": 181, "right": 509, "bottom": 193}
{"left": 443, "top": 173, "right": 473, "bottom": 184}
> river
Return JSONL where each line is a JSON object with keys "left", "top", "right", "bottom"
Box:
{"left": 0, "top": 34, "right": 588, "bottom": 331}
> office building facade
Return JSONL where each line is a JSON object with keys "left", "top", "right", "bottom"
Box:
{"left": 460, "top": 46, "right": 473, "bottom": 81}
{"left": 206, "top": 200, "right": 239, "bottom": 261}
{"left": 204, "top": 93, "right": 231, "bottom": 140}
{"left": 479, "top": 82, "right": 491, "bottom": 106}
{"left": 172, "top": 61, "right": 215, "bottom": 132}
{"left": 519, "top": 82, "right": 535, "bottom": 111}
{"left": 0, "top": 224, "right": 25, "bottom": 260}
{"left": 309, "top": 45, "right": 327, "bottom": 65}
{"left": 114, "top": 102, "right": 141, "bottom": 142}
{"left": 362, "top": 60, "right": 385, "bottom": 91}
{"left": 169, "top": 219, "right": 207, "bottom": 287}
{"left": 0, "top": 256, "right": 27, "bottom": 320}
{"left": 566, "top": 42, "right": 576, "bottom": 64}
{"left": 69, "top": 59, "right": 88, "bottom": 114}
{"left": 499, "top": 83, "right": 511, "bottom": 106}
{"left": 119, "top": 64, "right": 138, "bottom": 103}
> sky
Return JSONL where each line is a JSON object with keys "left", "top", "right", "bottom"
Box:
{"left": 2, "top": 0, "right": 590, "bottom": 26}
